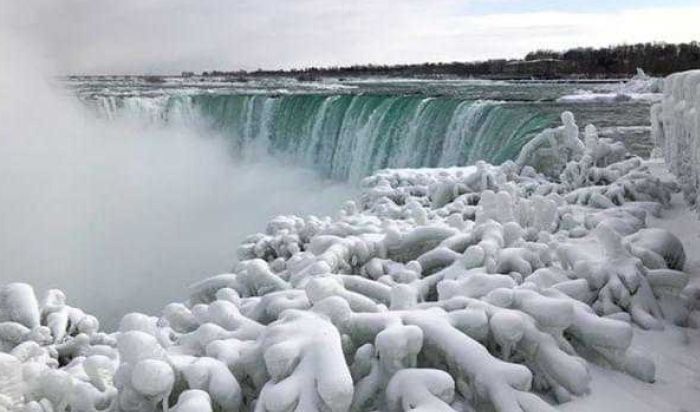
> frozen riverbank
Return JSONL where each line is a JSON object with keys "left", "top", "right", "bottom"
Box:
{"left": 1, "top": 110, "right": 698, "bottom": 412}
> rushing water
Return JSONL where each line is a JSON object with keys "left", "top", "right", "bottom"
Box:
{"left": 71, "top": 76, "right": 654, "bottom": 182}
{"left": 88, "top": 94, "right": 557, "bottom": 180}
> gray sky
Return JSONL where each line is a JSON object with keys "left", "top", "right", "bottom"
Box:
{"left": 6, "top": 0, "right": 700, "bottom": 74}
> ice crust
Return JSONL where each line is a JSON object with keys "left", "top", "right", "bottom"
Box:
{"left": 652, "top": 69, "right": 700, "bottom": 217}
{"left": 0, "top": 111, "right": 696, "bottom": 412}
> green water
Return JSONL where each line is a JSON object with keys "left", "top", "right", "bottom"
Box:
{"left": 91, "top": 93, "right": 556, "bottom": 180}
{"left": 72, "top": 77, "right": 652, "bottom": 181}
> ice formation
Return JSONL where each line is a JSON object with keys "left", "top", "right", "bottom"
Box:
{"left": 1, "top": 111, "right": 697, "bottom": 412}
{"left": 617, "top": 69, "right": 664, "bottom": 94}
{"left": 558, "top": 69, "right": 663, "bottom": 104}
{"left": 652, "top": 69, "right": 700, "bottom": 216}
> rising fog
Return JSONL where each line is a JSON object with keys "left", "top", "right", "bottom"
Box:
{"left": 0, "top": 25, "right": 354, "bottom": 329}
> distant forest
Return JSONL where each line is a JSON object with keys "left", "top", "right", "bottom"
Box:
{"left": 196, "top": 42, "right": 700, "bottom": 80}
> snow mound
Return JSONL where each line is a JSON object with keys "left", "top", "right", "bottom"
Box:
{"left": 557, "top": 92, "right": 661, "bottom": 104}
{"left": 615, "top": 69, "right": 665, "bottom": 94}
{"left": 558, "top": 69, "right": 663, "bottom": 104}
{"left": 652, "top": 69, "right": 700, "bottom": 215}
{"left": 1, "top": 113, "right": 696, "bottom": 412}
{"left": 597, "top": 126, "right": 654, "bottom": 159}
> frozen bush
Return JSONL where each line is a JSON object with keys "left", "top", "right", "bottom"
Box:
{"left": 1, "top": 110, "right": 694, "bottom": 412}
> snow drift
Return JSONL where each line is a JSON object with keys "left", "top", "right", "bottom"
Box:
{"left": 1, "top": 112, "right": 697, "bottom": 412}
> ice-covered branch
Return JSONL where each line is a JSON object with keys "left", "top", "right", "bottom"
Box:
{"left": 1, "top": 111, "right": 696, "bottom": 412}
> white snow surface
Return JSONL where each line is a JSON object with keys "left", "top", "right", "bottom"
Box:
{"left": 1, "top": 113, "right": 699, "bottom": 412}
{"left": 561, "top": 159, "right": 700, "bottom": 412}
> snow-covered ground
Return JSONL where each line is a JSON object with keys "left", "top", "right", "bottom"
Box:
{"left": 562, "top": 159, "right": 700, "bottom": 412}
{"left": 562, "top": 325, "right": 700, "bottom": 412}
{"left": 647, "top": 160, "right": 700, "bottom": 296}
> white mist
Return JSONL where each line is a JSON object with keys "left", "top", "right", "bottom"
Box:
{"left": 0, "top": 23, "right": 354, "bottom": 329}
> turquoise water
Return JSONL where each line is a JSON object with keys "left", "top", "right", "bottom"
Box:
{"left": 70, "top": 77, "right": 652, "bottom": 181}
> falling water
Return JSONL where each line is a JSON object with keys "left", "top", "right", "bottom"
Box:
{"left": 87, "top": 93, "right": 558, "bottom": 181}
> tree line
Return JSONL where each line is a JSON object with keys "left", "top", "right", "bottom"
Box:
{"left": 198, "top": 42, "right": 700, "bottom": 80}
{"left": 523, "top": 42, "right": 700, "bottom": 77}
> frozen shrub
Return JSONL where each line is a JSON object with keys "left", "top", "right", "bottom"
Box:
{"left": 1, "top": 110, "right": 695, "bottom": 412}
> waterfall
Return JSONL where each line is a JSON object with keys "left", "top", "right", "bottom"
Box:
{"left": 85, "top": 93, "right": 557, "bottom": 181}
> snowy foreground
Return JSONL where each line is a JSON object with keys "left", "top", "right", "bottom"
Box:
{"left": 1, "top": 107, "right": 700, "bottom": 412}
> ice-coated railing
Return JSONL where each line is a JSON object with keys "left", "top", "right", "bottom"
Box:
{"left": 651, "top": 70, "right": 700, "bottom": 214}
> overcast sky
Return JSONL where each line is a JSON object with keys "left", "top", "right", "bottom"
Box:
{"left": 5, "top": 0, "right": 700, "bottom": 74}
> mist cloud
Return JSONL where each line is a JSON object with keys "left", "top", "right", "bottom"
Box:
{"left": 0, "top": 14, "right": 355, "bottom": 327}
